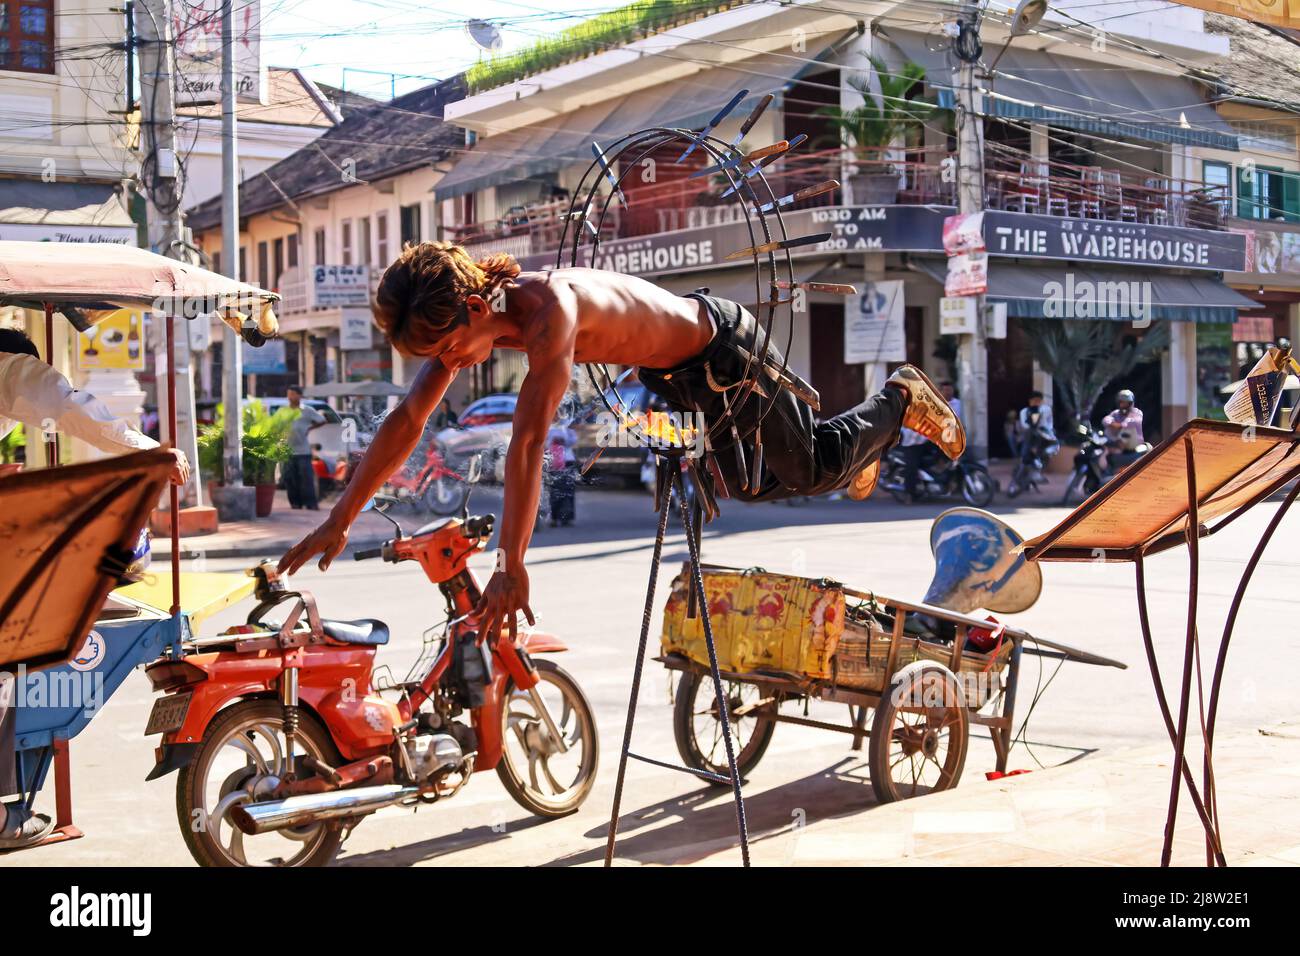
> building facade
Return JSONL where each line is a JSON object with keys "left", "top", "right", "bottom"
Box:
{"left": 438, "top": 0, "right": 1280, "bottom": 452}
{"left": 0, "top": 0, "right": 140, "bottom": 468}
{"left": 186, "top": 78, "right": 465, "bottom": 410}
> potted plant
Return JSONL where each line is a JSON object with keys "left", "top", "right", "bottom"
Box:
{"left": 816, "top": 55, "right": 938, "bottom": 205}
{"left": 1, "top": 423, "right": 25, "bottom": 466}
{"left": 242, "top": 402, "right": 294, "bottom": 517}
{"left": 197, "top": 401, "right": 293, "bottom": 518}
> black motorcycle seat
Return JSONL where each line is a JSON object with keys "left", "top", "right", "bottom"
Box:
{"left": 320, "top": 618, "right": 390, "bottom": 646}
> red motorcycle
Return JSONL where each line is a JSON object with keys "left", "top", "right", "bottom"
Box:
{"left": 143, "top": 492, "right": 598, "bottom": 867}
{"left": 385, "top": 442, "right": 469, "bottom": 516}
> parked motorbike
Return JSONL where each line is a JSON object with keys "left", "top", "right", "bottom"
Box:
{"left": 1005, "top": 416, "right": 1060, "bottom": 499}
{"left": 385, "top": 441, "right": 470, "bottom": 516}
{"left": 1060, "top": 423, "right": 1151, "bottom": 506}
{"left": 880, "top": 446, "right": 996, "bottom": 507}
{"left": 144, "top": 460, "right": 598, "bottom": 867}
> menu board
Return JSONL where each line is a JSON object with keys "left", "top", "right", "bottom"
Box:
{"left": 1022, "top": 419, "right": 1300, "bottom": 561}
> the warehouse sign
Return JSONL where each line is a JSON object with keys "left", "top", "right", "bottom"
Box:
{"left": 983, "top": 211, "right": 1246, "bottom": 272}
{"left": 517, "top": 205, "right": 951, "bottom": 275}
{"left": 586, "top": 237, "right": 716, "bottom": 273}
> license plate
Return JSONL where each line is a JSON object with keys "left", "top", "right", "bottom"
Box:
{"left": 145, "top": 692, "right": 192, "bottom": 736}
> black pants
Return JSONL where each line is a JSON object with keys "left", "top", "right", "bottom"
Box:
{"left": 641, "top": 294, "right": 906, "bottom": 502}
{"left": 899, "top": 442, "right": 931, "bottom": 498}
{"left": 285, "top": 454, "right": 318, "bottom": 509}
{"left": 548, "top": 469, "right": 576, "bottom": 524}
{"left": 1, "top": 672, "right": 17, "bottom": 797}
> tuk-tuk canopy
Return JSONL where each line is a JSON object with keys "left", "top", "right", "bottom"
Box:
{"left": 0, "top": 240, "right": 279, "bottom": 337}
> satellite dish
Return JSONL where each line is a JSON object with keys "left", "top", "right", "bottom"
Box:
{"left": 466, "top": 19, "right": 503, "bottom": 53}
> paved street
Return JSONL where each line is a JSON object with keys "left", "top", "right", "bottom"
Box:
{"left": 9, "top": 485, "right": 1300, "bottom": 867}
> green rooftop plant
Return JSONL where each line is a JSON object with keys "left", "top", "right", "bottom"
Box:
{"left": 466, "top": 1, "right": 743, "bottom": 94}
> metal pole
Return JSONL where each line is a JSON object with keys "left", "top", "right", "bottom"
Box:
{"left": 220, "top": 0, "right": 244, "bottom": 488}
{"left": 137, "top": 0, "right": 202, "bottom": 508}
{"left": 43, "top": 303, "right": 57, "bottom": 468}
{"left": 166, "top": 313, "right": 181, "bottom": 616}
{"left": 603, "top": 471, "right": 674, "bottom": 866}
{"left": 954, "top": 4, "right": 989, "bottom": 460}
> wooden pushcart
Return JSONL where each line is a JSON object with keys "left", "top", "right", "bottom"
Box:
{"left": 659, "top": 567, "right": 1125, "bottom": 804}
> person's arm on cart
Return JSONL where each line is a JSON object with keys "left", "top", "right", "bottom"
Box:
{"left": 0, "top": 351, "right": 188, "bottom": 485}
{"left": 279, "top": 357, "right": 456, "bottom": 573}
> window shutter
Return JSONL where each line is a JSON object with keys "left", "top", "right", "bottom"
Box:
{"left": 1281, "top": 170, "right": 1300, "bottom": 223}
{"left": 1236, "top": 165, "right": 1256, "bottom": 219}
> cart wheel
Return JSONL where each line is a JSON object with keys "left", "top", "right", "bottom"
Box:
{"left": 673, "top": 670, "right": 776, "bottom": 785}
{"left": 869, "top": 661, "right": 969, "bottom": 803}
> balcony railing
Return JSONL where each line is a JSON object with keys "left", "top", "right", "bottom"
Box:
{"left": 453, "top": 144, "right": 1233, "bottom": 260}
{"left": 984, "top": 142, "right": 1231, "bottom": 230}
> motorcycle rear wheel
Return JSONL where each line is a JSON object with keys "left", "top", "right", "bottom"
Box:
{"left": 423, "top": 474, "right": 469, "bottom": 515}
{"left": 497, "top": 659, "right": 599, "bottom": 818}
{"left": 177, "top": 699, "right": 345, "bottom": 867}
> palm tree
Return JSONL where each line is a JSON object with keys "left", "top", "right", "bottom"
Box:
{"left": 1022, "top": 320, "right": 1170, "bottom": 432}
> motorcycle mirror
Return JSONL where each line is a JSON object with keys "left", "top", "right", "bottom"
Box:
{"left": 360, "top": 497, "right": 376, "bottom": 513}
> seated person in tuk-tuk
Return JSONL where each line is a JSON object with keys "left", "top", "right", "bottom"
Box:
{"left": 0, "top": 327, "right": 190, "bottom": 848}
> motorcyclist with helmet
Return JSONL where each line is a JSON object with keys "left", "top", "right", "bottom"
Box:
{"left": 1102, "top": 388, "right": 1145, "bottom": 472}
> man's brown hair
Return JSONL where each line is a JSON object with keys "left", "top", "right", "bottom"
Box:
{"left": 373, "top": 241, "right": 520, "bottom": 356}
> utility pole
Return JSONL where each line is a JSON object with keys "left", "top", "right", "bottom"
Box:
{"left": 136, "top": 0, "right": 202, "bottom": 507}
{"left": 952, "top": 3, "right": 990, "bottom": 461}
{"left": 216, "top": 0, "right": 255, "bottom": 519}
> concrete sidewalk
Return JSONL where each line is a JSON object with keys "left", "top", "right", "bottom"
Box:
{"left": 702, "top": 721, "right": 1300, "bottom": 867}
{"left": 156, "top": 489, "right": 396, "bottom": 559}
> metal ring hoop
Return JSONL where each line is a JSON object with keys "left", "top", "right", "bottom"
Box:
{"left": 556, "top": 125, "right": 800, "bottom": 454}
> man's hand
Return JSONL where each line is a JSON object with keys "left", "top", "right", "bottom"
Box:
{"left": 279, "top": 514, "right": 350, "bottom": 574}
{"left": 168, "top": 448, "right": 190, "bottom": 486}
{"left": 474, "top": 566, "right": 535, "bottom": 644}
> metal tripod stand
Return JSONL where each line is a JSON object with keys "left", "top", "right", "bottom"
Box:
{"left": 603, "top": 455, "right": 751, "bottom": 866}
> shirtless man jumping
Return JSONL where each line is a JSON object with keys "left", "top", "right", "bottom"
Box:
{"left": 279, "top": 242, "right": 964, "bottom": 640}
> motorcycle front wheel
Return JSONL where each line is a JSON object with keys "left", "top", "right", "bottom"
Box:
{"left": 961, "top": 469, "right": 995, "bottom": 507}
{"left": 1061, "top": 469, "right": 1096, "bottom": 506}
{"left": 497, "top": 659, "right": 599, "bottom": 818}
{"left": 176, "top": 699, "right": 345, "bottom": 867}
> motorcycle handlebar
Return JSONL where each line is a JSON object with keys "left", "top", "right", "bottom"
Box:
{"left": 353, "top": 546, "right": 385, "bottom": 561}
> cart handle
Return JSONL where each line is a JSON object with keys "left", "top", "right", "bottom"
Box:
{"left": 839, "top": 587, "right": 1127, "bottom": 670}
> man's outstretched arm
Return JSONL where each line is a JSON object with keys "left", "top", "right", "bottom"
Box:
{"left": 279, "top": 358, "right": 457, "bottom": 574}
{"left": 475, "top": 306, "right": 576, "bottom": 642}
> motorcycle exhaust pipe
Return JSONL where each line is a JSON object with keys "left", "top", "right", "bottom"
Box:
{"left": 229, "top": 784, "right": 420, "bottom": 836}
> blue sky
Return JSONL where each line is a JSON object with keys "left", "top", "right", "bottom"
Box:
{"left": 259, "top": 0, "right": 617, "bottom": 99}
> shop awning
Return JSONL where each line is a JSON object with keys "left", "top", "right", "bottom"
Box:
{"left": 434, "top": 39, "right": 843, "bottom": 202}
{"left": 0, "top": 180, "right": 135, "bottom": 228}
{"left": 913, "top": 258, "right": 1260, "bottom": 323}
{"left": 882, "top": 31, "right": 1238, "bottom": 151}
